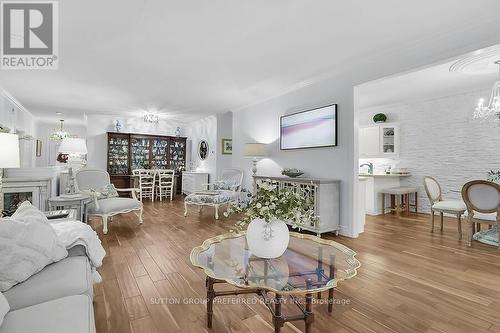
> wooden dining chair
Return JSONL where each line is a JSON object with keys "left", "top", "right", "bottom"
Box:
{"left": 132, "top": 169, "right": 156, "bottom": 202}
{"left": 424, "top": 176, "right": 467, "bottom": 239}
{"left": 461, "top": 180, "right": 500, "bottom": 249}
{"left": 156, "top": 169, "right": 175, "bottom": 201}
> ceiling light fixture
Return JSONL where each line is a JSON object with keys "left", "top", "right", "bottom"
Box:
{"left": 49, "top": 119, "right": 70, "bottom": 141}
{"left": 474, "top": 60, "right": 500, "bottom": 123}
{"left": 143, "top": 112, "right": 159, "bottom": 124}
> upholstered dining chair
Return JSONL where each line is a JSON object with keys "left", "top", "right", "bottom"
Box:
{"left": 75, "top": 169, "right": 143, "bottom": 234}
{"left": 461, "top": 180, "right": 500, "bottom": 249}
{"left": 424, "top": 176, "right": 467, "bottom": 239}
{"left": 184, "top": 168, "right": 244, "bottom": 220}
{"left": 156, "top": 169, "right": 175, "bottom": 201}
{"left": 132, "top": 169, "right": 156, "bottom": 202}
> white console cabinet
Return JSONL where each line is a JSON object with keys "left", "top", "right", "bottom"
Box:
{"left": 253, "top": 176, "right": 340, "bottom": 237}
{"left": 182, "top": 172, "right": 209, "bottom": 195}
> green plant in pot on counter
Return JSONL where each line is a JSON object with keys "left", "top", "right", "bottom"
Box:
{"left": 224, "top": 179, "right": 318, "bottom": 258}
{"left": 373, "top": 113, "right": 387, "bottom": 123}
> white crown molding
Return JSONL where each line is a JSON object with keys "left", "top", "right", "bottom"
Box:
{"left": 1, "top": 88, "right": 33, "bottom": 117}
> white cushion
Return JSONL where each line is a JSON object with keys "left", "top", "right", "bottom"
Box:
{"left": 0, "top": 202, "right": 68, "bottom": 292}
{"left": 381, "top": 187, "right": 418, "bottom": 195}
{"left": 3, "top": 256, "right": 92, "bottom": 311}
{"left": 433, "top": 200, "right": 467, "bottom": 212}
{"left": 0, "top": 295, "right": 95, "bottom": 333}
{"left": 0, "top": 293, "right": 9, "bottom": 327}
{"left": 88, "top": 197, "right": 142, "bottom": 215}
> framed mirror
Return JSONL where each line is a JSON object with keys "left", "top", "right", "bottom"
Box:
{"left": 198, "top": 140, "right": 209, "bottom": 160}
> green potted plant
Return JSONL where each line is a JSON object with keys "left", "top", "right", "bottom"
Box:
{"left": 225, "top": 179, "right": 317, "bottom": 258}
{"left": 373, "top": 113, "right": 387, "bottom": 123}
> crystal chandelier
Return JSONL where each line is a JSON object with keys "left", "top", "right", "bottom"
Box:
{"left": 143, "top": 113, "right": 159, "bottom": 124}
{"left": 474, "top": 61, "right": 500, "bottom": 122}
{"left": 49, "top": 119, "right": 70, "bottom": 141}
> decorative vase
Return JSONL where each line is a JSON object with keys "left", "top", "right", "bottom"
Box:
{"left": 246, "top": 218, "right": 290, "bottom": 259}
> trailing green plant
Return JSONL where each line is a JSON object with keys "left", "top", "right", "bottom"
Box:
{"left": 487, "top": 170, "right": 500, "bottom": 182}
{"left": 224, "top": 179, "right": 318, "bottom": 234}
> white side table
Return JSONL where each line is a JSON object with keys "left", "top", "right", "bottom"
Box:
{"left": 48, "top": 195, "right": 92, "bottom": 222}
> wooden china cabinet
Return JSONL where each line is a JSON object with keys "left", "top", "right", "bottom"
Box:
{"left": 107, "top": 132, "right": 187, "bottom": 194}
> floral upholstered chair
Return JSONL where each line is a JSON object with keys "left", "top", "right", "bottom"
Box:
{"left": 184, "top": 168, "right": 243, "bottom": 220}
{"left": 75, "top": 169, "right": 143, "bottom": 234}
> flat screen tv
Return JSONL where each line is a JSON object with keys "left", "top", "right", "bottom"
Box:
{"left": 280, "top": 104, "right": 337, "bottom": 150}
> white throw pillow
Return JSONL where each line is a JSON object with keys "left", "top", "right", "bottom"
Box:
{"left": 0, "top": 292, "right": 9, "bottom": 327}
{"left": 0, "top": 201, "right": 68, "bottom": 292}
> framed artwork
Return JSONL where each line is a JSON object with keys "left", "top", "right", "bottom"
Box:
{"left": 198, "top": 140, "right": 209, "bottom": 160}
{"left": 221, "top": 138, "right": 232, "bottom": 155}
{"left": 280, "top": 104, "right": 337, "bottom": 150}
{"left": 36, "top": 140, "right": 42, "bottom": 157}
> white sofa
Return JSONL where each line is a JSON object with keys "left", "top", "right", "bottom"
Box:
{"left": 0, "top": 246, "right": 96, "bottom": 333}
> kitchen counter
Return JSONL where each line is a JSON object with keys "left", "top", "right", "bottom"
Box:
{"left": 359, "top": 173, "right": 411, "bottom": 178}
{"left": 360, "top": 174, "right": 411, "bottom": 215}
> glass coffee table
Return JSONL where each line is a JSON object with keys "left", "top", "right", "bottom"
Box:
{"left": 190, "top": 231, "right": 360, "bottom": 333}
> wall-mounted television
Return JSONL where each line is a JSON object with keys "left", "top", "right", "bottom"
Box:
{"left": 280, "top": 104, "right": 337, "bottom": 150}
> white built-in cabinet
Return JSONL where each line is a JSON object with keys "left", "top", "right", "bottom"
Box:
{"left": 181, "top": 172, "right": 209, "bottom": 195}
{"left": 359, "top": 123, "right": 399, "bottom": 158}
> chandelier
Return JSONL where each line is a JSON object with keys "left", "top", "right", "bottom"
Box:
{"left": 143, "top": 113, "right": 159, "bottom": 124}
{"left": 474, "top": 61, "right": 500, "bottom": 122}
{"left": 49, "top": 119, "right": 70, "bottom": 141}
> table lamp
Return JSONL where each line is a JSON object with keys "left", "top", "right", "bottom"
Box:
{"left": 58, "top": 138, "right": 88, "bottom": 195}
{"left": 0, "top": 133, "right": 20, "bottom": 216}
{"left": 244, "top": 143, "right": 267, "bottom": 176}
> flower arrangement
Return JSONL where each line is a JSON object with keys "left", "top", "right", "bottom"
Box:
{"left": 487, "top": 170, "right": 500, "bottom": 182}
{"left": 224, "top": 179, "right": 318, "bottom": 234}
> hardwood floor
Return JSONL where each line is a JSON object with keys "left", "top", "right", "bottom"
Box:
{"left": 91, "top": 199, "right": 500, "bottom": 333}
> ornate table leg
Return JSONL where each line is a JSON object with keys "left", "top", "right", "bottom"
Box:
{"left": 328, "top": 288, "right": 334, "bottom": 313}
{"left": 273, "top": 294, "right": 284, "bottom": 333}
{"left": 206, "top": 276, "right": 215, "bottom": 328}
{"left": 317, "top": 246, "right": 323, "bottom": 299}
{"left": 329, "top": 253, "right": 336, "bottom": 313}
{"left": 305, "top": 279, "right": 314, "bottom": 333}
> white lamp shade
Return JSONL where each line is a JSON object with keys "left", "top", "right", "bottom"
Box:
{"left": 244, "top": 143, "right": 267, "bottom": 157}
{"left": 58, "top": 138, "right": 88, "bottom": 154}
{"left": 0, "top": 133, "right": 20, "bottom": 168}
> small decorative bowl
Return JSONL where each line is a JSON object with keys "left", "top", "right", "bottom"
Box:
{"left": 281, "top": 169, "right": 304, "bottom": 178}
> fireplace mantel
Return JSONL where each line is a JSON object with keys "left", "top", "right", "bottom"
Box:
{"left": 2, "top": 178, "right": 52, "bottom": 215}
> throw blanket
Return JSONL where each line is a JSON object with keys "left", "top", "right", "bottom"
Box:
{"left": 50, "top": 221, "right": 106, "bottom": 283}
{"left": 0, "top": 202, "right": 68, "bottom": 292}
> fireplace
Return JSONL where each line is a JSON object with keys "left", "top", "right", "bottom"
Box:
{"left": 2, "top": 178, "right": 51, "bottom": 216}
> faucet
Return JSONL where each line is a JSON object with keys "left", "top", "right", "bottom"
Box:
{"left": 360, "top": 162, "right": 374, "bottom": 175}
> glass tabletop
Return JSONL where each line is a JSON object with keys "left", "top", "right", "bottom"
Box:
{"left": 190, "top": 232, "right": 360, "bottom": 295}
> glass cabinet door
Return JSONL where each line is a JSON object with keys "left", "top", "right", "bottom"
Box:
{"left": 380, "top": 125, "right": 398, "bottom": 154}
{"left": 131, "top": 137, "right": 151, "bottom": 170}
{"left": 108, "top": 136, "right": 129, "bottom": 175}
{"left": 151, "top": 138, "right": 169, "bottom": 169}
{"left": 168, "top": 138, "right": 186, "bottom": 171}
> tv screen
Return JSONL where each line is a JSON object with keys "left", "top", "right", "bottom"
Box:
{"left": 280, "top": 104, "right": 337, "bottom": 150}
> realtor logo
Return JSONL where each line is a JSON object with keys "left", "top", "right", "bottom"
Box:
{"left": 1, "top": 1, "right": 58, "bottom": 69}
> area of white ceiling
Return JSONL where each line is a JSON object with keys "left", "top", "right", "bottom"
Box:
{"left": 1, "top": 0, "right": 500, "bottom": 122}
{"left": 358, "top": 60, "right": 499, "bottom": 109}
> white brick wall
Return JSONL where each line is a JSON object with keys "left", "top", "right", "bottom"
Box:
{"left": 360, "top": 88, "right": 500, "bottom": 213}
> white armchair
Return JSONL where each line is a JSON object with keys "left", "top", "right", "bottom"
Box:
{"left": 184, "top": 168, "right": 243, "bottom": 220}
{"left": 75, "top": 169, "right": 143, "bottom": 234}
